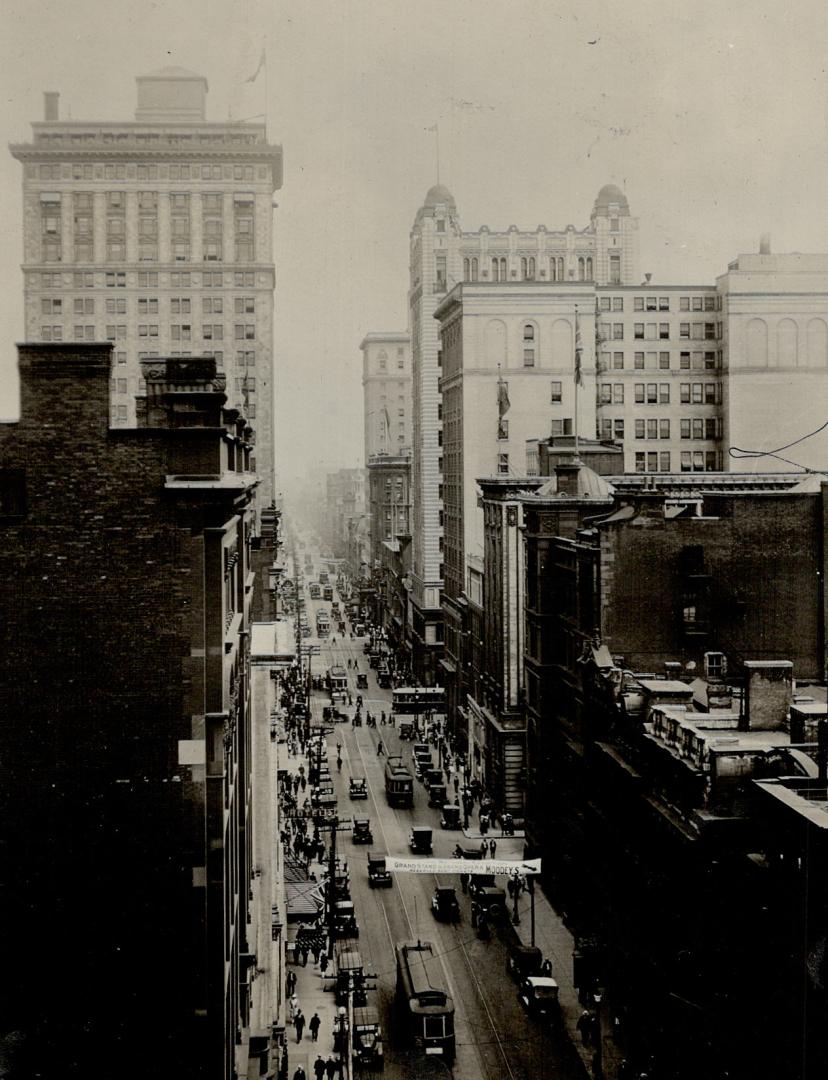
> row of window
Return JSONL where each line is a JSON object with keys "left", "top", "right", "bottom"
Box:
{"left": 630, "top": 418, "right": 722, "bottom": 440}
{"left": 635, "top": 451, "right": 723, "bottom": 473}
{"left": 599, "top": 382, "right": 722, "bottom": 404}
{"left": 39, "top": 163, "right": 263, "bottom": 182}
{"left": 599, "top": 322, "right": 722, "bottom": 341}
{"left": 41, "top": 296, "right": 256, "bottom": 316}
{"left": 598, "top": 295, "right": 721, "bottom": 312}
{"left": 40, "top": 240, "right": 256, "bottom": 264}
{"left": 599, "top": 351, "right": 720, "bottom": 371}
{"left": 41, "top": 191, "right": 255, "bottom": 214}
{"left": 462, "top": 254, "right": 622, "bottom": 283}
{"left": 41, "top": 323, "right": 259, "bottom": 344}
{"left": 41, "top": 271, "right": 256, "bottom": 288}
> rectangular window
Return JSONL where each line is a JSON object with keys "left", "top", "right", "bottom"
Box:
{"left": 692, "top": 384, "right": 703, "bottom": 404}
{"left": 635, "top": 452, "right": 645, "bottom": 473}
{"left": 692, "top": 297, "right": 703, "bottom": 312}
{"left": 646, "top": 419, "right": 658, "bottom": 440}
{"left": 705, "top": 451, "right": 717, "bottom": 471}
{"left": 704, "top": 323, "right": 716, "bottom": 339}
{"left": 599, "top": 298, "right": 612, "bottom": 312}
{"left": 634, "top": 323, "right": 644, "bottom": 339}
{"left": 599, "top": 383, "right": 612, "bottom": 404}
{"left": 705, "top": 417, "right": 717, "bottom": 440}
{"left": 115, "top": 405, "right": 127, "bottom": 421}
{"left": 646, "top": 323, "right": 657, "bottom": 340}
{"left": 705, "top": 296, "right": 717, "bottom": 312}
{"left": 550, "top": 381, "right": 562, "bottom": 403}
{"left": 681, "top": 451, "right": 692, "bottom": 471}
{"left": 523, "top": 348, "right": 535, "bottom": 367}
{"left": 612, "top": 352, "right": 624, "bottom": 369}
{"left": 647, "top": 452, "right": 658, "bottom": 472}
{"left": 693, "top": 450, "right": 705, "bottom": 470}
{"left": 646, "top": 383, "right": 657, "bottom": 404}
{"left": 659, "top": 419, "right": 670, "bottom": 439}
{"left": 692, "top": 418, "right": 704, "bottom": 439}
{"left": 635, "top": 419, "right": 645, "bottom": 439}
{"left": 634, "top": 352, "right": 644, "bottom": 369}
{"left": 612, "top": 297, "right": 624, "bottom": 312}
{"left": 170, "top": 298, "right": 191, "bottom": 315}
{"left": 634, "top": 297, "right": 644, "bottom": 311}
{"left": 659, "top": 383, "right": 670, "bottom": 403}
{"left": 704, "top": 383, "right": 717, "bottom": 403}
{"left": 659, "top": 352, "right": 670, "bottom": 370}
{"left": 612, "top": 384, "right": 624, "bottom": 404}
{"left": 613, "top": 418, "right": 624, "bottom": 439}
{"left": 680, "top": 384, "right": 691, "bottom": 404}
{"left": 635, "top": 383, "right": 645, "bottom": 403}
{"left": 659, "top": 297, "right": 670, "bottom": 311}
{"left": 659, "top": 323, "right": 670, "bottom": 339}
{"left": 681, "top": 419, "right": 691, "bottom": 440}
{"left": 680, "top": 323, "right": 690, "bottom": 339}
{"left": 609, "top": 254, "right": 621, "bottom": 284}
{"left": 660, "top": 451, "right": 671, "bottom": 472}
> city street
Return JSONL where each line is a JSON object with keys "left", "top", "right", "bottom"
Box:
{"left": 297, "top": 565, "right": 588, "bottom": 1080}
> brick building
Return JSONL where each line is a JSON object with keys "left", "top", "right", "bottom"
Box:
{"left": 0, "top": 345, "right": 268, "bottom": 1079}
{"left": 521, "top": 471, "right": 828, "bottom": 1079}
{"left": 9, "top": 68, "right": 283, "bottom": 510}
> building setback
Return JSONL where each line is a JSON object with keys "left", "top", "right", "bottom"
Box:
{"left": 9, "top": 67, "right": 283, "bottom": 511}
{"left": 0, "top": 345, "right": 264, "bottom": 1079}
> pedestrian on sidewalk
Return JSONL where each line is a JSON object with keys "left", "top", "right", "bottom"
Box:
{"left": 294, "top": 1009, "right": 305, "bottom": 1042}
{"left": 541, "top": 958, "right": 553, "bottom": 977}
{"left": 293, "top": 1067, "right": 306, "bottom": 1080}
{"left": 577, "top": 1008, "right": 595, "bottom": 1046}
{"left": 480, "top": 813, "right": 489, "bottom": 836}
{"left": 311, "top": 943, "right": 322, "bottom": 966}
{"left": 309, "top": 1012, "right": 321, "bottom": 1041}
{"left": 286, "top": 970, "right": 297, "bottom": 997}
{"left": 479, "top": 840, "right": 488, "bottom": 858}
{"left": 313, "top": 1055, "right": 326, "bottom": 1080}
{"left": 319, "top": 951, "right": 329, "bottom": 975}
{"left": 325, "top": 1057, "right": 339, "bottom": 1080}
{"left": 289, "top": 993, "right": 299, "bottom": 1021}
{"left": 299, "top": 944, "right": 309, "bottom": 967}
{"left": 489, "top": 838, "right": 497, "bottom": 858}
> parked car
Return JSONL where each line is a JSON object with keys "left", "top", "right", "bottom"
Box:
{"left": 333, "top": 900, "right": 359, "bottom": 939}
{"left": 431, "top": 885, "right": 460, "bottom": 923}
{"left": 441, "top": 804, "right": 462, "bottom": 829}
{"left": 367, "top": 852, "right": 393, "bottom": 889}
{"left": 352, "top": 818, "right": 373, "bottom": 844}
{"left": 352, "top": 1006, "right": 384, "bottom": 1070}
{"left": 428, "top": 782, "right": 447, "bottom": 808}
{"left": 398, "top": 720, "right": 415, "bottom": 740}
{"left": 518, "top": 977, "right": 560, "bottom": 1019}
{"left": 475, "top": 886, "right": 507, "bottom": 921}
{"left": 409, "top": 826, "right": 433, "bottom": 854}
{"left": 356, "top": 672, "right": 368, "bottom": 689}
{"left": 506, "top": 944, "right": 543, "bottom": 982}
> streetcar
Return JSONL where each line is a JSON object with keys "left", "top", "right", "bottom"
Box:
{"left": 395, "top": 940, "right": 455, "bottom": 1062}
{"left": 316, "top": 610, "right": 330, "bottom": 636}
{"left": 327, "top": 665, "right": 348, "bottom": 703}
{"left": 384, "top": 755, "right": 414, "bottom": 808}
{"left": 391, "top": 686, "right": 447, "bottom": 715}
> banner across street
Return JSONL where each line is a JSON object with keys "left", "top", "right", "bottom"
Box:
{"left": 384, "top": 856, "right": 541, "bottom": 876}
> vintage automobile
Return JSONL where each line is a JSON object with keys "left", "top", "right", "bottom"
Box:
{"left": 349, "top": 777, "right": 368, "bottom": 799}
{"left": 313, "top": 793, "right": 337, "bottom": 818}
{"left": 409, "top": 826, "right": 433, "bottom": 855}
{"left": 424, "top": 768, "right": 444, "bottom": 790}
{"left": 367, "top": 851, "right": 393, "bottom": 888}
{"left": 454, "top": 844, "right": 484, "bottom": 861}
{"left": 352, "top": 818, "right": 373, "bottom": 844}
{"left": 518, "top": 977, "right": 560, "bottom": 1019}
{"left": 440, "top": 804, "right": 461, "bottom": 830}
{"left": 428, "top": 783, "right": 447, "bottom": 808}
{"left": 377, "top": 664, "right": 391, "bottom": 688}
{"left": 356, "top": 672, "right": 368, "bottom": 689}
{"left": 431, "top": 885, "right": 460, "bottom": 923}
{"left": 352, "top": 1006, "right": 384, "bottom": 1070}
{"left": 310, "top": 784, "right": 335, "bottom": 806}
{"left": 397, "top": 719, "right": 415, "bottom": 740}
{"left": 412, "top": 742, "right": 431, "bottom": 757}
{"left": 506, "top": 943, "right": 543, "bottom": 982}
{"left": 474, "top": 886, "right": 507, "bottom": 921}
{"left": 333, "top": 900, "right": 359, "bottom": 939}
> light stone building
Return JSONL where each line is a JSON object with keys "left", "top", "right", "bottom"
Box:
{"left": 10, "top": 67, "right": 283, "bottom": 509}
{"left": 407, "top": 182, "right": 640, "bottom": 684}
{"left": 360, "top": 331, "right": 412, "bottom": 459}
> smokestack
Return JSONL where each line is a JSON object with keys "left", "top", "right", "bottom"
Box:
{"left": 44, "top": 92, "right": 59, "bottom": 122}
{"left": 759, "top": 233, "right": 771, "bottom": 255}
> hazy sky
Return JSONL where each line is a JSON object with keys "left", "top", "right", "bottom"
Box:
{"left": 2, "top": 0, "right": 828, "bottom": 495}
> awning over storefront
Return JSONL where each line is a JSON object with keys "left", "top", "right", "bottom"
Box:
{"left": 285, "top": 880, "right": 324, "bottom": 922}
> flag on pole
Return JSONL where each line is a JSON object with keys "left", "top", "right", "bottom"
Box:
{"left": 497, "top": 377, "right": 510, "bottom": 418}
{"left": 383, "top": 406, "right": 391, "bottom": 434}
{"left": 245, "top": 47, "right": 266, "bottom": 83}
{"left": 574, "top": 308, "right": 583, "bottom": 386}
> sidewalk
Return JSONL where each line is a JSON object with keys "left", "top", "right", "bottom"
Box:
{"left": 463, "top": 826, "right": 624, "bottom": 1080}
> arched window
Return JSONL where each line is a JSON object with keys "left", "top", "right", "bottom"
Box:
{"left": 578, "top": 257, "right": 585, "bottom": 281}
{"left": 463, "top": 258, "right": 470, "bottom": 281}
{"left": 806, "top": 318, "right": 828, "bottom": 367}
{"left": 471, "top": 257, "right": 478, "bottom": 282}
{"left": 557, "top": 257, "right": 564, "bottom": 281}
{"left": 550, "top": 256, "right": 558, "bottom": 282}
{"left": 521, "top": 257, "right": 527, "bottom": 279}
{"left": 500, "top": 257, "right": 507, "bottom": 280}
{"left": 777, "top": 318, "right": 798, "bottom": 366}
{"left": 528, "top": 257, "right": 535, "bottom": 279}
{"left": 586, "top": 257, "right": 593, "bottom": 281}
{"left": 492, "top": 257, "right": 500, "bottom": 282}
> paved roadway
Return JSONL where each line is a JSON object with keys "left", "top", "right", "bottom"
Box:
{"left": 293, "top": 570, "right": 587, "bottom": 1080}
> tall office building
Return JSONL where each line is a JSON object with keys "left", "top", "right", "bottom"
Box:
{"left": 408, "top": 182, "right": 640, "bottom": 684}
{"left": 360, "top": 331, "right": 412, "bottom": 458}
{"left": 10, "top": 67, "right": 283, "bottom": 509}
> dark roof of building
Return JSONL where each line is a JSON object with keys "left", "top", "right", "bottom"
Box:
{"left": 593, "top": 183, "right": 630, "bottom": 216}
{"left": 423, "top": 183, "right": 456, "bottom": 209}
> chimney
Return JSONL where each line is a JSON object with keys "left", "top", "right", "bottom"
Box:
{"left": 44, "top": 92, "right": 59, "bottom": 122}
{"left": 740, "top": 660, "right": 792, "bottom": 731}
{"left": 759, "top": 233, "right": 771, "bottom": 255}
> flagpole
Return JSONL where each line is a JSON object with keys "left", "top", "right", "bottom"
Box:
{"left": 436, "top": 123, "right": 440, "bottom": 184}
{"left": 264, "top": 39, "right": 269, "bottom": 139}
{"left": 574, "top": 306, "right": 580, "bottom": 461}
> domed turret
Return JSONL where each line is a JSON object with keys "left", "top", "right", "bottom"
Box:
{"left": 423, "top": 184, "right": 456, "bottom": 209}
{"left": 593, "top": 184, "right": 630, "bottom": 217}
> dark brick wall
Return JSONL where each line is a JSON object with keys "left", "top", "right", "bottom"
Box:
{"left": 599, "top": 493, "right": 826, "bottom": 679}
{"left": 0, "top": 344, "right": 252, "bottom": 1078}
